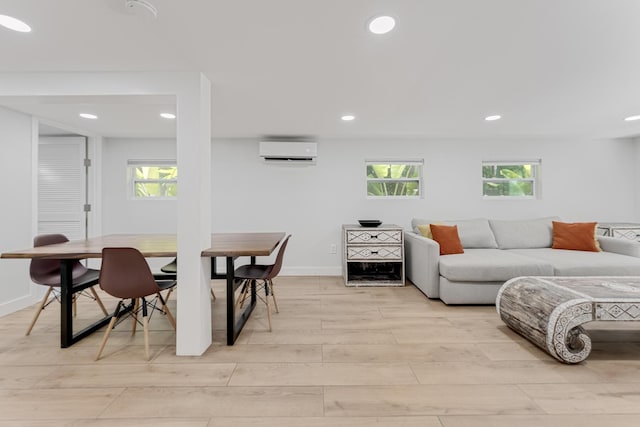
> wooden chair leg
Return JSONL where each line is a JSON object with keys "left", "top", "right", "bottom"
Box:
{"left": 235, "top": 280, "right": 244, "bottom": 309}
{"left": 132, "top": 298, "right": 139, "bottom": 335}
{"left": 95, "top": 315, "right": 118, "bottom": 361}
{"left": 26, "top": 287, "right": 53, "bottom": 336}
{"left": 264, "top": 284, "right": 272, "bottom": 332}
{"left": 142, "top": 298, "right": 150, "bottom": 361}
{"left": 90, "top": 286, "right": 109, "bottom": 316}
{"left": 269, "top": 280, "right": 279, "bottom": 313}
{"left": 236, "top": 280, "right": 249, "bottom": 309}
{"left": 72, "top": 295, "right": 77, "bottom": 317}
{"left": 95, "top": 301, "right": 122, "bottom": 361}
{"left": 210, "top": 287, "right": 216, "bottom": 301}
{"left": 164, "top": 287, "right": 174, "bottom": 302}
{"left": 158, "top": 292, "right": 176, "bottom": 330}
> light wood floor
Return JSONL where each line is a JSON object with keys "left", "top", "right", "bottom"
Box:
{"left": 2, "top": 276, "right": 640, "bottom": 426}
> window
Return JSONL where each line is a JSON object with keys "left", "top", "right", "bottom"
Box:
{"left": 366, "top": 160, "right": 423, "bottom": 198}
{"left": 127, "top": 160, "right": 178, "bottom": 199}
{"left": 482, "top": 160, "right": 540, "bottom": 198}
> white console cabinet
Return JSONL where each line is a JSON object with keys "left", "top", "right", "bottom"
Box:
{"left": 597, "top": 222, "right": 640, "bottom": 242}
{"left": 342, "top": 224, "right": 405, "bottom": 287}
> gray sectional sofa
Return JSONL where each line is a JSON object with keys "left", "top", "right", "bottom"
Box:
{"left": 405, "top": 217, "right": 640, "bottom": 304}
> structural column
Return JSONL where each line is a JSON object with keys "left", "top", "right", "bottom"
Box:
{"left": 176, "top": 73, "right": 212, "bottom": 355}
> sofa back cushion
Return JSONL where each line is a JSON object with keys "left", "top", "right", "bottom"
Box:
{"left": 412, "top": 218, "right": 498, "bottom": 249}
{"left": 489, "top": 217, "right": 560, "bottom": 249}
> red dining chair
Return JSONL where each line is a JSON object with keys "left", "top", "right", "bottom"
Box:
{"left": 27, "top": 234, "right": 108, "bottom": 336}
{"left": 96, "top": 247, "right": 177, "bottom": 361}
{"left": 235, "top": 235, "right": 291, "bottom": 331}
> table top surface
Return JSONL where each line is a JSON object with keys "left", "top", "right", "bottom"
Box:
{"left": 203, "top": 232, "right": 285, "bottom": 257}
{"left": 1, "top": 232, "right": 285, "bottom": 259}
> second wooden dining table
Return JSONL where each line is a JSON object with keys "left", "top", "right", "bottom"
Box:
{"left": 203, "top": 232, "right": 285, "bottom": 345}
{"left": 0, "top": 232, "right": 285, "bottom": 348}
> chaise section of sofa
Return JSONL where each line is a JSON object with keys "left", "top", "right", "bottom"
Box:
{"left": 438, "top": 249, "right": 553, "bottom": 304}
{"left": 405, "top": 217, "right": 640, "bottom": 305}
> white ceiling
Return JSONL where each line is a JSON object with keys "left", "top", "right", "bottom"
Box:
{"left": 2, "top": 0, "right": 640, "bottom": 139}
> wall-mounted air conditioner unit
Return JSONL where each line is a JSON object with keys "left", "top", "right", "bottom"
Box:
{"left": 259, "top": 140, "right": 317, "bottom": 165}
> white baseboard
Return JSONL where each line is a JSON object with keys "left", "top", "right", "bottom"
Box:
{"left": 0, "top": 293, "right": 40, "bottom": 318}
{"left": 212, "top": 266, "right": 342, "bottom": 277}
{"left": 280, "top": 266, "right": 342, "bottom": 276}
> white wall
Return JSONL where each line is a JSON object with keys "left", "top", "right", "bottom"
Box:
{"left": 0, "top": 107, "right": 36, "bottom": 315}
{"left": 101, "top": 138, "right": 178, "bottom": 234}
{"left": 101, "top": 136, "right": 638, "bottom": 275}
{"left": 635, "top": 137, "right": 640, "bottom": 221}
{"left": 101, "top": 138, "right": 177, "bottom": 270}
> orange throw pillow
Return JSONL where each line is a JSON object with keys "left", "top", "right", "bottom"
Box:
{"left": 430, "top": 224, "right": 464, "bottom": 255}
{"left": 552, "top": 221, "right": 601, "bottom": 252}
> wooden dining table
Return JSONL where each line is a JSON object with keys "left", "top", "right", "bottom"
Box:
{"left": 1, "top": 232, "right": 285, "bottom": 348}
{"left": 202, "top": 232, "right": 285, "bottom": 345}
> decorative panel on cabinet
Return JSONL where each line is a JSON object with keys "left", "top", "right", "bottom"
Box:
{"left": 597, "top": 223, "right": 640, "bottom": 242}
{"left": 342, "top": 224, "right": 405, "bottom": 287}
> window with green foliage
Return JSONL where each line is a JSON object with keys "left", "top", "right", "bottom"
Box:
{"left": 482, "top": 161, "right": 539, "bottom": 198}
{"left": 366, "top": 160, "right": 423, "bottom": 198}
{"left": 128, "top": 161, "right": 177, "bottom": 199}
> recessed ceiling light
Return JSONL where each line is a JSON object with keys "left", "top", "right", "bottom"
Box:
{"left": 79, "top": 113, "right": 98, "bottom": 120}
{"left": 125, "top": 0, "right": 158, "bottom": 19}
{"left": 160, "top": 113, "right": 176, "bottom": 119}
{"left": 341, "top": 115, "right": 355, "bottom": 121}
{"left": 624, "top": 115, "right": 640, "bottom": 121}
{"left": 485, "top": 115, "right": 502, "bottom": 121}
{"left": 0, "top": 14, "right": 31, "bottom": 32}
{"left": 368, "top": 15, "right": 395, "bottom": 35}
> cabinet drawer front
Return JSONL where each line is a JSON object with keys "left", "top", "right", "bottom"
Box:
{"left": 347, "top": 230, "right": 402, "bottom": 244}
{"left": 347, "top": 246, "right": 402, "bottom": 260}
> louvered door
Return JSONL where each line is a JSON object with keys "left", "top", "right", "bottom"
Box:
{"left": 38, "top": 137, "right": 87, "bottom": 240}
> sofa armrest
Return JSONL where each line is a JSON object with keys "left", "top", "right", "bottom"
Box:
{"left": 598, "top": 236, "right": 640, "bottom": 258}
{"left": 405, "top": 231, "right": 441, "bottom": 298}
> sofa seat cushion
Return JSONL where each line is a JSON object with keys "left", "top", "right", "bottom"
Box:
{"left": 438, "top": 249, "right": 553, "bottom": 282}
{"left": 509, "top": 248, "right": 640, "bottom": 276}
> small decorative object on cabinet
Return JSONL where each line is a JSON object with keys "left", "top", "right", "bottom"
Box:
{"left": 342, "top": 223, "right": 405, "bottom": 286}
{"left": 597, "top": 222, "right": 640, "bottom": 242}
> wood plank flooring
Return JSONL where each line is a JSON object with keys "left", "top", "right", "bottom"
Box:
{"left": 2, "top": 276, "right": 640, "bottom": 426}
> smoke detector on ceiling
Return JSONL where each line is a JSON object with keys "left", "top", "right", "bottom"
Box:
{"left": 125, "top": 0, "right": 158, "bottom": 19}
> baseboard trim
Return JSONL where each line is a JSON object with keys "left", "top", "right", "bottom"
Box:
{"left": 279, "top": 266, "right": 342, "bottom": 276}
{"left": 211, "top": 266, "right": 342, "bottom": 277}
{"left": 0, "top": 294, "right": 40, "bottom": 318}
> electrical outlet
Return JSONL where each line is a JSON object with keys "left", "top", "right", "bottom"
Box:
{"left": 329, "top": 243, "right": 337, "bottom": 254}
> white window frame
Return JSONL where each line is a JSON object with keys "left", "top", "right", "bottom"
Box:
{"left": 365, "top": 159, "right": 424, "bottom": 199}
{"left": 127, "top": 160, "right": 177, "bottom": 200}
{"left": 481, "top": 160, "right": 540, "bottom": 199}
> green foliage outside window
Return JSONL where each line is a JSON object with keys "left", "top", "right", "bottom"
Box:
{"left": 482, "top": 163, "right": 536, "bottom": 197}
{"left": 132, "top": 165, "right": 178, "bottom": 198}
{"left": 366, "top": 162, "right": 422, "bottom": 197}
